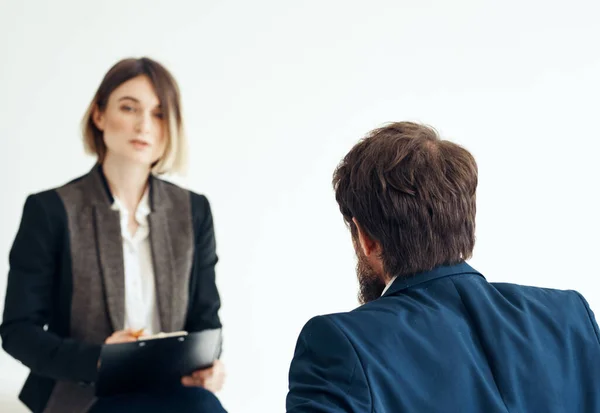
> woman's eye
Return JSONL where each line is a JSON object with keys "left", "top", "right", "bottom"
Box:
{"left": 121, "top": 105, "right": 135, "bottom": 112}
{"left": 154, "top": 113, "right": 164, "bottom": 119}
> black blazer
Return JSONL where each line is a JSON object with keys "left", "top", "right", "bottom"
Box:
{"left": 1, "top": 165, "right": 222, "bottom": 412}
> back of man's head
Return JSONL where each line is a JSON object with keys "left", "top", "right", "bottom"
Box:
{"left": 333, "top": 121, "right": 478, "bottom": 288}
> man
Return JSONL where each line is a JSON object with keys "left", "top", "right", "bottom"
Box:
{"left": 286, "top": 122, "right": 600, "bottom": 412}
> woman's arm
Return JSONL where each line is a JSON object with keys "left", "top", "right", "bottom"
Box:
{"left": 0, "top": 192, "right": 102, "bottom": 383}
{"left": 185, "top": 193, "right": 222, "bottom": 333}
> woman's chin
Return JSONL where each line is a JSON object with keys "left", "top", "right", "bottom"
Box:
{"left": 120, "top": 154, "right": 155, "bottom": 168}
{"left": 105, "top": 149, "right": 159, "bottom": 169}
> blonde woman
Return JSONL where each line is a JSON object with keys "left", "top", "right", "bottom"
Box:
{"left": 1, "top": 57, "right": 226, "bottom": 413}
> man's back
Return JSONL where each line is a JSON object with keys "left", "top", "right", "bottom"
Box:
{"left": 287, "top": 262, "right": 600, "bottom": 412}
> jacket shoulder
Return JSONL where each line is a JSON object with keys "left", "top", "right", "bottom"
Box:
{"left": 152, "top": 177, "right": 209, "bottom": 206}
{"left": 23, "top": 188, "right": 66, "bottom": 220}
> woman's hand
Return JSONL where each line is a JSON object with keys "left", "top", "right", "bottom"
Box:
{"left": 98, "top": 329, "right": 145, "bottom": 369}
{"left": 104, "top": 328, "right": 144, "bottom": 344}
{"left": 181, "top": 360, "right": 226, "bottom": 393}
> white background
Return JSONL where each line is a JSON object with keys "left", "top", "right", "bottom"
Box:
{"left": 1, "top": 1, "right": 599, "bottom": 412}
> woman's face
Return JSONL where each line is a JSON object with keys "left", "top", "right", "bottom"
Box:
{"left": 93, "top": 75, "right": 166, "bottom": 167}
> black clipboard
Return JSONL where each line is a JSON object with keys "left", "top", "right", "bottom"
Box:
{"left": 95, "top": 328, "right": 222, "bottom": 397}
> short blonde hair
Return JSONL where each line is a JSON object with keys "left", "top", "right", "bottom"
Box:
{"left": 82, "top": 57, "right": 188, "bottom": 175}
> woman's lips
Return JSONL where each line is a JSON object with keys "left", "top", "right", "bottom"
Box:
{"left": 130, "top": 139, "right": 150, "bottom": 149}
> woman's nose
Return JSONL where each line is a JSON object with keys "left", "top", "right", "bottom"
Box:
{"left": 135, "top": 112, "right": 152, "bottom": 134}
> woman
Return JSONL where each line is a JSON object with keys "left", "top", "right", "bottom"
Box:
{"left": 0, "top": 57, "right": 226, "bottom": 412}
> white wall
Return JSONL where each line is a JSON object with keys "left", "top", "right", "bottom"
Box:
{"left": 1, "top": 0, "right": 599, "bottom": 411}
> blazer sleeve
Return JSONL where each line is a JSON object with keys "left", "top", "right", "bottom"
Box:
{"left": 286, "top": 315, "right": 372, "bottom": 413}
{"left": 0, "top": 193, "right": 102, "bottom": 383}
{"left": 185, "top": 193, "right": 222, "bottom": 334}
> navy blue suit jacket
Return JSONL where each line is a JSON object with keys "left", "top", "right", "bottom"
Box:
{"left": 287, "top": 262, "right": 600, "bottom": 412}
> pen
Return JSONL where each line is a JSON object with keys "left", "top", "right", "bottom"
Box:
{"left": 132, "top": 328, "right": 145, "bottom": 339}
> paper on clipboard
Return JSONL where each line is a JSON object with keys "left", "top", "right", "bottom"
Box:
{"left": 137, "top": 330, "right": 188, "bottom": 341}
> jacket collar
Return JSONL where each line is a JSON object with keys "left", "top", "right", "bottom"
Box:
{"left": 87, "top": 163, "right": 171, "bottom": 212}
{"left": 382, "top": 261, "right": 483, "bottom": 297}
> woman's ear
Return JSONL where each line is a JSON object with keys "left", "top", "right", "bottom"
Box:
{"left": 92, "top": 105, "right": 105, "bottom": 131}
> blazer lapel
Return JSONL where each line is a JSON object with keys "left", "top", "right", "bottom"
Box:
{"left": 147, "top": 176, "right": 194, "bottom": 333}
{"left": 94, "top": 205, "right": 126, "bottom": 331}
{"left": 82, "top": 165, "right": 126, "bottom": 332}
{"left": 148, "top": 209, "right": 176, "bottom": 332}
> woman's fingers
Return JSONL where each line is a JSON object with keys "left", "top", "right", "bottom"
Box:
{"left": 104, "top": 329, "right": 142, "bottom": 344}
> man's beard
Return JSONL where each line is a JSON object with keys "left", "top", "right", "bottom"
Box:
{"left": 356, "top": 247, "right": 387, "bottom": 305}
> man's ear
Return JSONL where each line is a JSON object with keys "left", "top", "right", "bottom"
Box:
{"left": 352, "top": 218, "right": 381, "bottom": 257}
{"left": 92, "top": 105, "right": 105, "bottom": 131}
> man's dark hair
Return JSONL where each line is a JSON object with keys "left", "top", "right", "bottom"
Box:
{"left": 333, "top": 121, "right": 478, "bottom": 278}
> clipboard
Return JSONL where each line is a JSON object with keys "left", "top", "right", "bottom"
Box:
{"left": 95, "top": 328, "right": 222, "bottom": 397}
